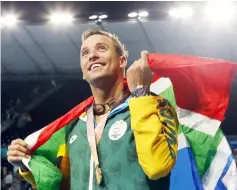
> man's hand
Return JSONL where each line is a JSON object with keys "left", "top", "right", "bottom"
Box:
{"left": 126, "top": 51, "right": 153, "bottom": 92}
{"left": 7, "top": 138, "right": 31, "bottom": 171}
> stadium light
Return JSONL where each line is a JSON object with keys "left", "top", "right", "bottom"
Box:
{"left": 138, "top": 11, "right": 149, "bottom": 17}
{"left": 169, "top": 6, "right": 193, "bottom": 19}
{"left": 89, "top": 15, "right": 98, "bottom": 20}
{"left": 0, "top": 14, "right": 18, "bottom": 27}
{"left": 99, "top": 14, "right": 108, "bottom": 19}
{"left": 89, "top": 14, "right": 108, "bottom": 21}
{"left": 128, "top": 11, "right": 149, "bottom": 18}
{"left": 128, "top": 12, "right": 138, "bottom": 18}
{"left": 49, "top": 12, "right": 74, "bottom": 24}
{"left": 205, "top": 1, "right": 236, "bottom": 23}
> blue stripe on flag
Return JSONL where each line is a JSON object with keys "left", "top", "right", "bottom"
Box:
{"left": 170, "top": 147, "right": 203, "bottom": 190}
{"left": 214, "top": 154, "right": 234, "bottom": 190}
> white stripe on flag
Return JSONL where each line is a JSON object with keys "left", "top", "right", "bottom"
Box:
{"left": 150, "top": 77, "right": 172, "bottom": 95}
{"left": 178, "top": 133, "right": 190, "bottom": 150}
{"left": 22, "top": 157, "right": 31, "bottom": 170}
{"left": 202, "top": 137, "right": 232, "bottom": 190}
{"left": 24, "top": 127, "right": 45, "bottom": 149}
{"left": 222, "top": 160, "right": 237, "bottom": 190}
{"left": 177, "top": 107, "right": 221, "bottom": 137}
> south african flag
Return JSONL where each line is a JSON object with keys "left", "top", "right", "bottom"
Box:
{"left": 22, "top": 54, "right": 237, "bottom": 190}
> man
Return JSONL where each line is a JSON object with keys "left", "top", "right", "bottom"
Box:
{"left": 7, "top": 28, "right": 179, "bottom": 189}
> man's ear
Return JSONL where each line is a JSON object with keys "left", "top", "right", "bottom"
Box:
{"left": 119, "top": 56, "right": 127, "bottom": 70}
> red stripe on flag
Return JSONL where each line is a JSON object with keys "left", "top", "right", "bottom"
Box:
{"left": 31, "top": 96, "right": 94, "bottom": 152}
{"left": 148, "top": 54, "right": 237, "bottom": 121}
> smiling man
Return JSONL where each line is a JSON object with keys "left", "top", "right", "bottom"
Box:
{"left": 8, "top": 28, "right": 179, "bottom": 190}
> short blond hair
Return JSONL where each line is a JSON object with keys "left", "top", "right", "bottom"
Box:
{"left": 81, "top": 28, "right": 129, "bottom": 58}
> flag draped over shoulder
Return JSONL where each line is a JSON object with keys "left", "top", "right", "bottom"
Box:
{"left": 23, "top": 54, "right": 237, "bottom": 190}
{"left": 149, "top": 54, "right": 237, "bottom": 190}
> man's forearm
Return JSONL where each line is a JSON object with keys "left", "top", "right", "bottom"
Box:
{"left": 129, "top": 96, "right": 178, "bottom": 180}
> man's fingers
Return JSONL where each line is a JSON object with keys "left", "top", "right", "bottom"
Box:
{"left": 7, "top": 149, "right": 24, "bottom": 157}
{"left": 7, "top": 150, "right": 30, "bottom": 158}
{"left": 8, "top": 144, "right": 28, "bottom": 154}
{"left": 11, "top": 139, "right": 29, "bottom": 149}
{"left": 7, "top": 155, "right": 30, "bottom": 163}
{"left": 141, "top": 50, "right": 149, "bottom": 64}
{"left": 7, "top": 156, "right": 23, "bottom": 162}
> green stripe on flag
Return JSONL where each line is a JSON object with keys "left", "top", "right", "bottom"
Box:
{"left": 181, "top": 125, "right": 223, "bottom": 177}
{"left": 30, "top": 155, "right": 62, "bottom": 190}
{"left": 159, "top": 85, "right": 177, "bottom": 109}
{"left": 157, "top": 83, "right": 224, "bottom": 178}
{"left": 34, "top": 127, "right": 66, "bottom": 164}
{"left": 29, "top": 117, "right": 79, "bottom": 189}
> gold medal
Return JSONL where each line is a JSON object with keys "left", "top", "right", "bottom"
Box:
{"left": 95, "top": 165, "right": 102, "bottom": 185}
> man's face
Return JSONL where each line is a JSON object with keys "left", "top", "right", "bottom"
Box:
{"left": 80, "top": 34, "right": 126, "bottom": 84}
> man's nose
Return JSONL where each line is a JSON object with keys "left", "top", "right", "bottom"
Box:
{"left": 89, "top": 51, "right": 99, "bottom": 62}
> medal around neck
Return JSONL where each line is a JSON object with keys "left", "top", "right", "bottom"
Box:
{"left": 95, "top": 165, "right": 102, "bottom": 185}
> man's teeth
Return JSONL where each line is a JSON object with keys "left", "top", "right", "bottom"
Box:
{"left": 91, "top": 64, "right": 101, "bottom": 70}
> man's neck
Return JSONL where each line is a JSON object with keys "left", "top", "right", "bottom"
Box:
{"left": 90, "top": 77, "right": 124, "bottom": 105}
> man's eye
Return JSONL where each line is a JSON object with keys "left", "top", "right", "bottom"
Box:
{"left": 82, "top": 51, "right": 88, "bottom": 56}
{"left": 98, "top": 46, "right": 106, "bottom": 51}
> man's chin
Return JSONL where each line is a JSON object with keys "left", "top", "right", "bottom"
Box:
{"left": 87, "top": 74, "right": 113, "bottom": 85}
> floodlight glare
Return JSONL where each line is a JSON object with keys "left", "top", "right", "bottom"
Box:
{"left": 128, "top": 12, "right": 138, "bottom": 18}
{"left": 49, "top": 12, "right": 74, "bottom": 24}
{"left": 1, "top": 14, "right": 18, "bottom": 27}
{"left": 89, "top": 15, "right": 98, "bottom": 20}
{"left": 138, "top": 11, "right": 149, "bottom": 17}
{"left": 205, "top": 1, "right": 235, "bottom": 23}
{"left": 99, "top": 14, "right": 108, "bottom": 19}
{"left": 169, "top": 6, "right": 193, "bottom": 19}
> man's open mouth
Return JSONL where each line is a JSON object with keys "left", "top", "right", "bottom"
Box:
{"left": 88, "top": 62, "right": 104, "bottom": 71}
